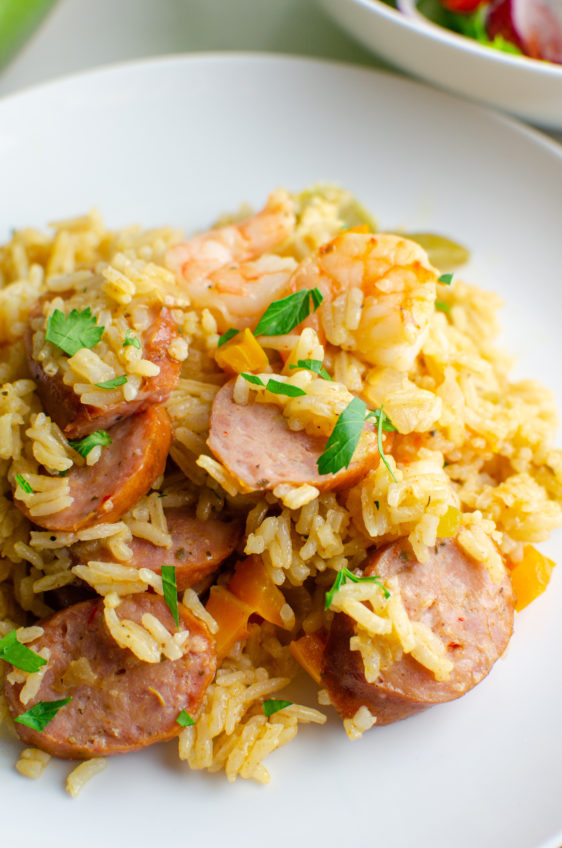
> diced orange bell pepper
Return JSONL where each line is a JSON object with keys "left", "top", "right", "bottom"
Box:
{"left": 206, "top": 585, "right": 253, "bottom": 660}
{"left": 510, "top": 544, "right": 555, "bottom": 612}
{"left": 228, "top": 555, "right": 288, "bottom": 629}
{"left": 289, "top": 631, "right": 327, "bottom": 685}
{"left": 436, "top": 505, "right": 461, "bottom": 539}
{"left": 214, "top": 328, "right": 269, "bottom": 374}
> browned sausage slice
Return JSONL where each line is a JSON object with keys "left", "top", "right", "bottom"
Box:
{"left": 208, "top": 379, "right": 381, "bottom": 492}
{"left": 4, "top": 593, "right": 216, "bottom": 758}
{"left": 26, "top": 306, "right": 182, "bottom": 438}
{"left": 74, "top": 507, "right": 242, "bottom": 591}
{"left": 15, "top": 405, "right": 172, "bottom": 532}
{"left": 323, "top": 538, "right": 514, "bottom": 725}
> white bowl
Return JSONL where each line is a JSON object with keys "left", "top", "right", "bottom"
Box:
{"left": 317, "top": 0, "right": 562, "bottom": 129}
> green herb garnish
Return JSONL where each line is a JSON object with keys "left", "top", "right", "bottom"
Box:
{"left": 325, "top": 566, "right": 390, "bottom": 610}
{"left": 0, "top": 630, "right": 47, "bottom": 673}
{"left": 240, "top": 373, "right": 307, "bottom": 398}
{"left": 14, "top": 697, "right": 72, "bottom": 731}
{"left": 123, "top": 329, "right": 141, "bottom": 349}
{"left": 217, "top": 328, "right": 239, "bottom": 347}
{"left": 437, "top": 273, "right": 454, "bottom": 285}
{"left": 377, "top": 404, "right": 397, "bottom": 483}
{"left": 317, "top": 397, "right": 367, "bottom": 476}
{"left": 435, "top": 300, "right": 451, "bottom": 313}
{"left": 289, "top": 359, "right": 332, "bottom": 381}
{"left": 365, "top": 407, "right": 397, "bottom": 432}
{"left": 161, "top": 565, "right": 179, "bottom": 629}
{"left": 262, "top": 699, "right": 293, "bottom": 717}
{"left": 15, "top": 474, "right": 34, "bottom": 494}
{"left": 254, "top": 288, "right": 323, "bottom": 337}
{"left": 68, "top": 430, "right": 112, "bottom": 458}
{"left": 176, "top": 709, "right": 195, "bottom": 727}
{"left": 240, "top": 373, "right": 266, "bottom": 387}
{"left": 45, "top": 307, "right": 104, "bottom": 356}
{"left": 95, "top": 375, "right": 128, "bottom": 389}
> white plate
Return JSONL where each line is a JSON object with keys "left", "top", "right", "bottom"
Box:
{"left": 0, "top": 54, "right": 561, "bottom": 848}
{"left": 317, "top": 0, "right": 562, "bottom": 129}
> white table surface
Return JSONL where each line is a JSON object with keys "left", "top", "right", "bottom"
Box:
{"left": 1, "top": 0, "right": 561, "bottom": 146}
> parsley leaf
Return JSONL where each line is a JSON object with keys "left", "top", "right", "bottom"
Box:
{"left": 14, "top": 697, "right": 71, "bottom": 732}
{"left": 161, "top": 565, "right": 179, "bottom": 629}
{"left": 438, "top": 273, "right": 453, "bottom": 285}
{"left": 289, "top": 359, "right": 332, "bottom": 381}
{"left": 254, "top": 288, "right": 323, "bottom": 336}
{"left": 377, "top": 404, "right": 397, "bottom": 483}
{"left": 317, "top": 397, "right": 366, "bottom": 476}
{"left": 325, "top": 566, "right": 390, "bottom": 610}
{"left": 240, "top": 373, "right": 265, "bottom": 387}
{"left": 45, "top": 307, "right": 104, "bottom": 357}
{"left": 217, "top": 328, "right": 239, "bottom": 347}
{"left": 265, "top": 379, "right": 306, "bottom": 398}
{"left": 176, "top": 709, "right": 195, "bottom": 727}
{"left": 95, "top": 375, "right": 128, "bottom": 389}
{"left": 435, "top": 299, "right": 451, "bottom": 313}
{"left": 15, "top": 474, "right": 34, "bottom": 494}
{"left": 0, "top": 630, "right": 47, "bottom": 673}
{"left": 68, "top": 430, "right": 112, "bottom": 458}
{"left": 123, "top": 329, "right": 141, "bottom": 349}
{"left": 365, "top": 407, "right": 397, "bottom": 433}
{"left": 263, "top": 699, "right": 293, "bottom": 718}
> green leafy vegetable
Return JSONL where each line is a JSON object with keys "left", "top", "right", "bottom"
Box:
{"left": 45, "top": 307, "right": 104, "bottom": 356}
{"left": 325, "top": 566, "right": 390, "bottom": 610}
{"left": 95, "top": 375, "right": 128, "bottom": 389}
{"left": 437, "top": 273, "right": 454, "bottom": 286}
{"left": 240, "top": 373, "right": 265, "bottom": 387}
{"left": 265, "top": 380, "right": 306, "bottom": 398}
{"left": 68, "top": 430, "right": 112, "bottom": 458}
{"left": 289, "top": 359, "right": 332, "bottom": 381}
{"left": 217, "top": 328, "right": 239, "bottom": 347}
{"left": 123, "top": 329, "right": 141, "bottom": 349}
{"left": 262, "top": 698, "right": 293, "bottom": 718}
{"left": 14, "top": 698, "right": 72, "bottom": 732}
{"left": 0, "top": 630, "right": 47, "bottom": 673}
{"left": 317, "top": 397, "right": 367, "bottom": 476}
{"left": 15, "top": 474, "right": 34, "bottom": 494}
{"left": 365, "top": 407, "right": 397, "bottom": 433}
{"left": 176, "top": 709, "right": 195, "bottom": 727}
{"left": 161, "top": 565, "right": 179, "bottom": 629}
{"left": 377, "top": 404, "right": 397, "bottom": 483}
{"left": 435, "top": 300, "right": 451, "bottom": 313}
{"left": 254, "top": 288, "right": 323, "bottom": 337}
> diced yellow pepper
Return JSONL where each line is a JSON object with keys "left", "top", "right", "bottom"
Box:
{"left": 510, "top": 544, "right": 555, "bottom": 612}
{"left": 215, "top": 328, "right": 269, "bottom": 374}
{"left": 436, "top": 505, "right": 461, "bottom": 538}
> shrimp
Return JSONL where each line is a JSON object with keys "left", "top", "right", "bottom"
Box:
{"left": 291, "top": 231, "right": 439, "bottom": 371}
{"left": 165, "top": 189, "right": 297, "bottom": 330}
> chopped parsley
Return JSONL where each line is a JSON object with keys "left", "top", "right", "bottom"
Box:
{"left": 123, "top": 329, "right": 141, "bottom": 349}
{"left": 68, "top": 430, "right": 112, "bottom": 458}
{"left": 435, "top": 299, "right": 451, "bottom": 313}
{"left": 317, "top": 397, "right": 367, "bottom": 476}
{"left": 0, "top": 630, "right": 47, "bottom": 673}
{"left": 14, "top": 474, "right": 34, "bottom": 494}
{"left": 438, "top": 272, "right": 454, "bottom": 286}
{"left": 161, "top": 565, "right": 179, "bottom": 629}
{"left": 240, "top": 373, "right": 307, "bottom": 397}
{"left": 176, "top": 709, "right": 195, "bottom": 727}
{"left": 254, "top": 288, "right": 323, "bottom": 337}
{"left": 377, "top": 404, "right": 398, "bottom": 483}
{"left": 365, "top": 407, "right": 397, "bottom": 432}
{"left": 262, "top": 699, "right": 293, "bottom": 718}
{"left": 325, "top": 566, "right": 390, "bottom": 610}
{"left": 289, "top": 359, "right": 332, "bottom": 381}
{"left": 95, "top": 375, "right": 128, "bottom": 389}
{"left": 45, "top": 307, "right": 104, "bottom": 356}
{"left": 14, "top": 697, "right": 72, "bottom": 732}
{"left": 217, "top": 328, "right": 239, "bottom": 347}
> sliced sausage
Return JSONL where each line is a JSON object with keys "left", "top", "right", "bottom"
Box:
{"left": 4, "top": 593, "right": 216, "bottom": 758}
{"left": 26, "top": 306, "right": 182, "bottom": 438}
{"left": 323, "top": 538, "right": 514, "bottom": 725}
{"left": 74, "top": 506, "right": 242, "bottom": 591}
{"left": 15, "top": 405, "right": 172, "bottom": 532}
{"left": 208, "top": 379, "right": 383, "bottom": 492}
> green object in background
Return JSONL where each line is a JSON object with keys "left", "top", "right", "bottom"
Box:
{"left": 0, "top": 0, "right": 57, "bottom": 71}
